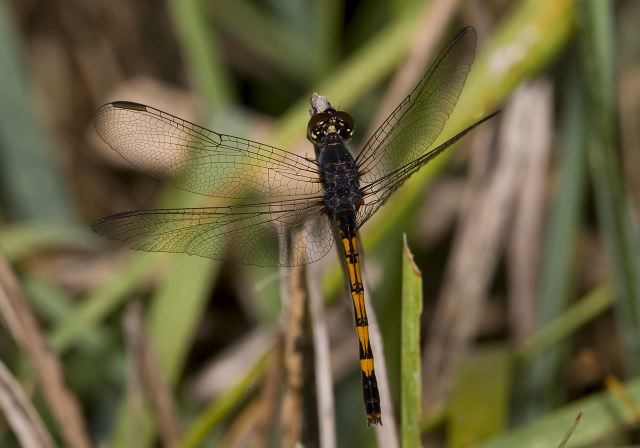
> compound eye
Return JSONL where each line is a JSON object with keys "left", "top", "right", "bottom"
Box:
{"left": 332, "top": 111, "right": 353, "bottom": 139}
{"left": 307, "top": 112, "right": 330, "bottom": 143}
{"left": 339, "top": 125, "right": 354, "bottom": 140}
{"left": 335, "top": 111, "right": 355, "bottom": 128}
{"left": 310, "top": 128, "right": 326, "bottom": 143}
{"left": 334, "top": 111, "right": 355, "bottom": 140}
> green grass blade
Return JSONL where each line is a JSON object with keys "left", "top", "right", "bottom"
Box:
{"left": 311, "top": 0, "right": 342, "bottom": 78}
{"left": 475, "top": 377, "right": 640, "bottom": 447}
{"left": 517, "top": 285, "right": 615, "bottom": 363}
{"left": 181, "top": 351, "right": 271, "bottom": 448}
{"left": 146, "top": 257, "right": 219, "bottom": 384}
{"left": 448, "top": 347, "right": 511, "bottom": 447}
{"left": 23, "top": 276, "right": 80, "bottom": 324}
{"left": 578, "top": 0, "right": 640, "bottom": 373}
{"left": 517, "top": 60, "right": 588, "bottom": 419}
{"left": 49, "top": 252, "right": 162, "bottom": 352}
{"left": 0, "top": 224, "right": 97, "bottom": 261}
{"left": 0, "top": 2, "right": 76, "bottom": 223}
{"left": 24, "top": 277, "right": 107, "bottom": 352}
{"left": 401, "top": 235, "right": 422, "bottom": 448}
{"left": 206, "top": 0, "right": 314, "bottom": 84}
{"left": 167, "top": 0, "right": 235, "bottom": 111}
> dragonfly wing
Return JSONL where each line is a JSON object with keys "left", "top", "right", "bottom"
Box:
{"left": 356, "top": 111, "right": 497, "bottom": 226}
{"left": 95, "top": 102, "right": 321, "bottom": 199}
{"left": 354, "top": 27, "right": 476, "bottom": 201}
{"left": 92, "top": 198, "right": 334, "bottom": 267}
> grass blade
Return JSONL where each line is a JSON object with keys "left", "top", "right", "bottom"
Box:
{"left": 181, "top": 351, "right": 271, "bottom": 448}
{"left": 517, "top": 60, "right": 588, "bottom": 420}
{"left": 49, "top": 252, "right": 162, "bottom": 352}
{"left": 476, "top": 377, "right": 640, "bottom": 447}
{"left": 401, "top": 235, "right": 422, "bottom": 448}
{"left": 517, "top": 285, "right": 615, "bottom": 363}
{"left": 557, "top": 411, "right": 583, "bottom": 448}
{"left": 110, "top": 256, "right": 219, "bottom": 448}
{"left": 0, "top": 224, "right": 96, "bottom": 261}
{"left": 166, "top": 0, "right": 235, "bottom": 110}
{"left": 206, "top": 0, "right": 314, "bottom": 84}
{"left": 0, "top": 253, "right": 91, "bottom": 448}
{"left": 0, "top": 2, "right": 76, "bottom": 223}
{"left": 578, "top": 0, "right": 640, "bottom": 373}
{"left": 0, "top": 359, "right": 55, "bottom": 448}
{"left": 448, "top": 347, "right": 511, "bottom": 447}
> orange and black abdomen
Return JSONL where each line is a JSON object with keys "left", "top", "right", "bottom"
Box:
{"left": 339, "top": 229, "right": 382, "bottom": 425}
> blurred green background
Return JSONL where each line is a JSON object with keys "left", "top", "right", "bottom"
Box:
{"left": 0, "top": 0, "right": 639, "bottom": 447}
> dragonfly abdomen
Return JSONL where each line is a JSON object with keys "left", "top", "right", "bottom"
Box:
{"left": 337, "top": 227, "right": 382, "bottom": 425}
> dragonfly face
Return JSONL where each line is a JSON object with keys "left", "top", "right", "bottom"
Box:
{"left": 92, "top": 26, "right": 498, "bottom": 426}
{"left": 306, "top": 107, "right": 355, "bottom": 144}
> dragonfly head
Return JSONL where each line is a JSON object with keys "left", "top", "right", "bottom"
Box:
{"left": 307, "top": 108, "right": 355, "bottom": 144}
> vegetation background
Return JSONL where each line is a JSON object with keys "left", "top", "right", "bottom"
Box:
{"left": 0, "top": 0, "right": 638, "bottom": 446}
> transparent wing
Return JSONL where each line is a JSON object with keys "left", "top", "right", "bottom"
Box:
{"left": 353, "top": 27, "right": 477, "bottom": 224}
{"left": 356, "top": 112, "right": 497, "bottom": 226}
{"left": 92, "top": 197, "right": 334, "bottom": 267}
{"left": 94, "top": 102, "right": 321, "bottom": 199}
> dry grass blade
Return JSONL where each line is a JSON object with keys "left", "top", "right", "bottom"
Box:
{"left": 0, "top": 359, "right": 55, "bottom": 448}
{"left": 0, "top": 252, "right": 91, "bottom": 448}
{"left": 363, "top": 276, "right": 399, "bottom": 448}
{"left": 423, "top": 84, "right": 539, "bottom": 411}
{"left": 557, "top": 411, "right": 583, "bottom": 448}
{"left": 280, "top": 263, "right": 307, "bottom": 448}
{"left": 181, "top": 351, "right": 271, "bottom": 448}
{"left": 619, "top": 67, "right": 640, "bottom": 222}
{"left": 507, "top": 79, "right": 554, "bottom": 343}
{"left": 123, "top": 302, "right": 181, "bottom": 448}
{"left": 187, "top": 327, "right": 274, "bottom": 404}
{"left": 249, "top": 341, "right": 283, "bottom": 448}
{"left": 604, "top": 375, "right": 640, "bottom": 423}
{"left": 307, "top": 263, "right": 337, "bottom": 448}
{"left": 218, "top": 399, "right": 264, "bottom": 448}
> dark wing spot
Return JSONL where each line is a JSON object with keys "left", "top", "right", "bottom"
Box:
{"left": 111, "top": 101, "right": 148, "bottom": 111}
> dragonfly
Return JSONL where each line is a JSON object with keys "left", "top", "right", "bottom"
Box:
{"left": 92, "top": 26, "right": 496, "bottom": 426}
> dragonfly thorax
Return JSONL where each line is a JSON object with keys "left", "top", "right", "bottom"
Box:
{"left": 317, "top": 137, "right": 363, "bottom": 222}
